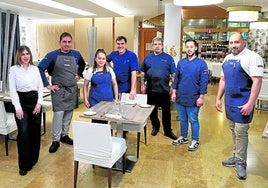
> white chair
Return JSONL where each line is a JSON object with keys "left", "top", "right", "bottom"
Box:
{"left": 121, "top": 92, "right": 148, "bottom": 143}
{"left": 256, "top": 78, "right": 268, "bottom": 110}
{"left": 211, "top": 63, "right": 222, "bottom": 84}
{"left": 115, "top": 93, "right": 148, "bottom": 158}
{"left": 72, "top": 121, "right": 127, "bottom": 188}
{"left": 41, "top": 100, "right": 52, "bottom": 135}
{"left": 0, "top": 101, "right": 17, "bottom": 156}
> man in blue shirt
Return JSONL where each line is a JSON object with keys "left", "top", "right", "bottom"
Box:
{"left": 38, "top": 32, "right": 85, "bottom": 153}
{"left": 107, "top": 36, "right": 139, "bottom": 100}
{"left": 171, "top": 39, "right": 209, "bottom": 151}
{"left": 140, "top": 37, "right": 178, "bottom": 140}
{"left": 216, "top": 33, "right": 263, "bottom": 180}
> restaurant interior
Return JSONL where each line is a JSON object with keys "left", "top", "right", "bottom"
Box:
{"left": 0, "top": 0, "right": 268, "bottom": 187}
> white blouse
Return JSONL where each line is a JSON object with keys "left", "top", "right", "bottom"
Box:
{"left": 9, "top": 64, "right": 44, "bottom": 110}
{"left": 84, "top": 66, "right": 116, "bottom": 81}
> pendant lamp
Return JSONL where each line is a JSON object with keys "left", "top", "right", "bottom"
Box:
{"left": 173, "top": 0, "right": 223, "bottom": 6}
{"left": 227, "top": 6, "right": 261, "bottom": 22}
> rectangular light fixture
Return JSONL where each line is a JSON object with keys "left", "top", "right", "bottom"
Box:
{"left": 250, "top": 18, "right": 268, "bottom": 29}
{"left": 88, "top": 0, "right": 129, "bottom": 16}
{"left": 227, "top": 6, "right": 261, "bottom": 22}
{"left": 26, "top": 0, "right": 95, "bottom": 16}
{"left": 173, "top": 0, "right": 223, "bottom": 6}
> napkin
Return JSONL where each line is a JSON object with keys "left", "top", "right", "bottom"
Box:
{"left": 3, "top": 96, "right": 11, "bottom": 100}
{"left": 105, "top": 114, "right": 122, "bottom": 119}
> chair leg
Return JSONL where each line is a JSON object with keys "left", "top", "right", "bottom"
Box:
{"left": 5, "top": 135, "right": 8, "bottom": 156}
{"left": 137, "top": 132, "right": 140, "bottom": 158}
{"left": 122, "top": 153, "right": 126, "bottom": 174}
{"left": 41, "top": 112, "right": 46, "bottom": 136}
{"left": 144, "top": 125, "right": 147, "bottom": 144}
{"left": 74, "top": 161, "right": 79, "bottom": 188}
{"left": 107, "top": 168, "right": 112, "bottom": 188}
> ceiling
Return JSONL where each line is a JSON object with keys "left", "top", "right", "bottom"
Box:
{"left": 0, "top": 0, "right": 267, "bottom": 22}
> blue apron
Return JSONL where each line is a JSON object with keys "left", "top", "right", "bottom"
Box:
{"left": 89, "top": 71, "right": 114, "bottom": 106}
{"left": 222, "top": 59, "right": 253, "bottom": 123}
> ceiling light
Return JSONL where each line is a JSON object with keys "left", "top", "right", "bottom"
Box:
{"left": 173, "top": 0, "right": 223, "bottom": 6}
{"left": 250, "top": 18, "right": 268, "bottom": 29}
{"left": 26, "top": 0, "right": 95, "bottom": 16}
{"left": 227, "top": 6, "right": 261, "bottom": 22}
{"left": 88, "top": 0, "right": 130, "bottom": 16}
{"left": 262, "top": 12, "right": 268, "bottom": 18}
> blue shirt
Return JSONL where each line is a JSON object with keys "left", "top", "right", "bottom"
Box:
{"left": 173, "top": 57, "right": 209, "bottom": 106}
{"left": 38, "top": 49, "right": 85, "bottom": 87}
{"left": 140, "top": 52, "right": 176, "bottom": 93}
{"left": 107, "top": 50, "right": 139, "bottom": 93}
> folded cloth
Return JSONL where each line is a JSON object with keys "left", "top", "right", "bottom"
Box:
{"left": 124, "top": 101, "right": 135, "bottom": 105}
{"left": 3, "top": 96, "right": 11, "bottom": 100}
{"left": 105, "top": 114, "right": 122, "bottom": 119}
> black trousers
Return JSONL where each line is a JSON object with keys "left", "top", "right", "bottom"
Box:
{"left": 147, "top": 92, "right": 172, "bottom": 133}
{"left": 15, "top": 91, "right": 41, "bottom": 171}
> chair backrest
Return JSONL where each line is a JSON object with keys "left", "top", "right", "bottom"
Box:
{"left": 0, "top": 101, "right": 17, "bottom": 135}
{"left": 72, "top": 121, "right": 112, "bottom": 162}
{"left": 211, "top": 63, "right": 222, "bottom": 78}
{"left": 0, "top": 101, "right": 7, "bottom": 128}
{"left": 121, "top": 93, "right": 147, "bottom": 105}
{"left": 259, "top": 78, "right": 268, "bottom": 97}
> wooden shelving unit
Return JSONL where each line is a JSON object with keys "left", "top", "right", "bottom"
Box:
{"left": 199, "top": 42, "right": 228, "bottom": 61}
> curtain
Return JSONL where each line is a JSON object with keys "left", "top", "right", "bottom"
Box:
{"left": 0, "top": 9, "right": 20, "bottom": 92}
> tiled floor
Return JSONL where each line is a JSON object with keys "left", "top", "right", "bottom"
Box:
{"left": 0, "top": 84, "right": 268, "bottom": 188}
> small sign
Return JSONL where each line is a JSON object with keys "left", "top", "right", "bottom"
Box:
{"left": 207, "top": 29, "right": 212, "bottom": 34}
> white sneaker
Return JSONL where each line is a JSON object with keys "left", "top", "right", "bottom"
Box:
{"left": 172, "top": 136, "right": 188, "bottom": 145}
{"left": 188, "top": 140, "right": 200, "bottom": 151}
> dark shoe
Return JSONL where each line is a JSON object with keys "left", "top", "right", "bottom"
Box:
{"left": 27, "top": 166, "right": 32, "bottom": 171}
{"left": 164, "top": 131, "right": 178, "bottom": 140}
{"left": 235, "top": 159, "right": 247, "bottom": 180}
{"left": 151, "top": 128, "right": 159, "bottom": 136}
{"left": 19, "top": 170, "right": 27, "bottom": 176}
{"left": 49, "top": 141, "right": 60, "bottom": 153}
{"left": 123, "top": 131, "right": 128, "bottom": 138}
{"left": 60, "top": 135, "right": 73, "bottom": 145}
{"left": 222, "top": 156, "right": 236, "bottom": 167}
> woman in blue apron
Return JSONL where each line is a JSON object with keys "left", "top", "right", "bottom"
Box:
{"left": 83, "top": 49, "right": 118, "bottom": 123}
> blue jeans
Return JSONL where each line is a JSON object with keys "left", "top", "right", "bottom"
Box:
{"left": 175, "top": 103, "right": 200, "bottom": 141}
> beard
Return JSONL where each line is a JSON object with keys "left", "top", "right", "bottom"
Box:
{"left": 187, "top": 52, "right": 195, "bottom": 58}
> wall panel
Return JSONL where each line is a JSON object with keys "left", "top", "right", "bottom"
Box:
{"left": 94, "top": 17, "right": 113, "bottom": 53}
{"left": 36, "top": 23, "right": 74, "bottom": 59}
{"left": 114, "top": 16, "right": 134, "bottom": 51}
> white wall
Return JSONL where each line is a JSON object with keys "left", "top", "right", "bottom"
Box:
{"left": 20, "top": 17, "right": 141, "bottom": 62}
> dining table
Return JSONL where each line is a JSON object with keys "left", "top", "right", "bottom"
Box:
{"left": 0, "top": 88, "right": 51, "bottom": 103}
{"left": 79, "top": 100, "right": 154, "bottom": 172}
{"left": 0, "top": 89, "right": 52, "bottom": 137}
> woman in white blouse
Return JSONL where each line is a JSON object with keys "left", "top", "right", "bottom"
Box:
{"left": 9, "top": 45, "right": 43, "bottom": 176}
